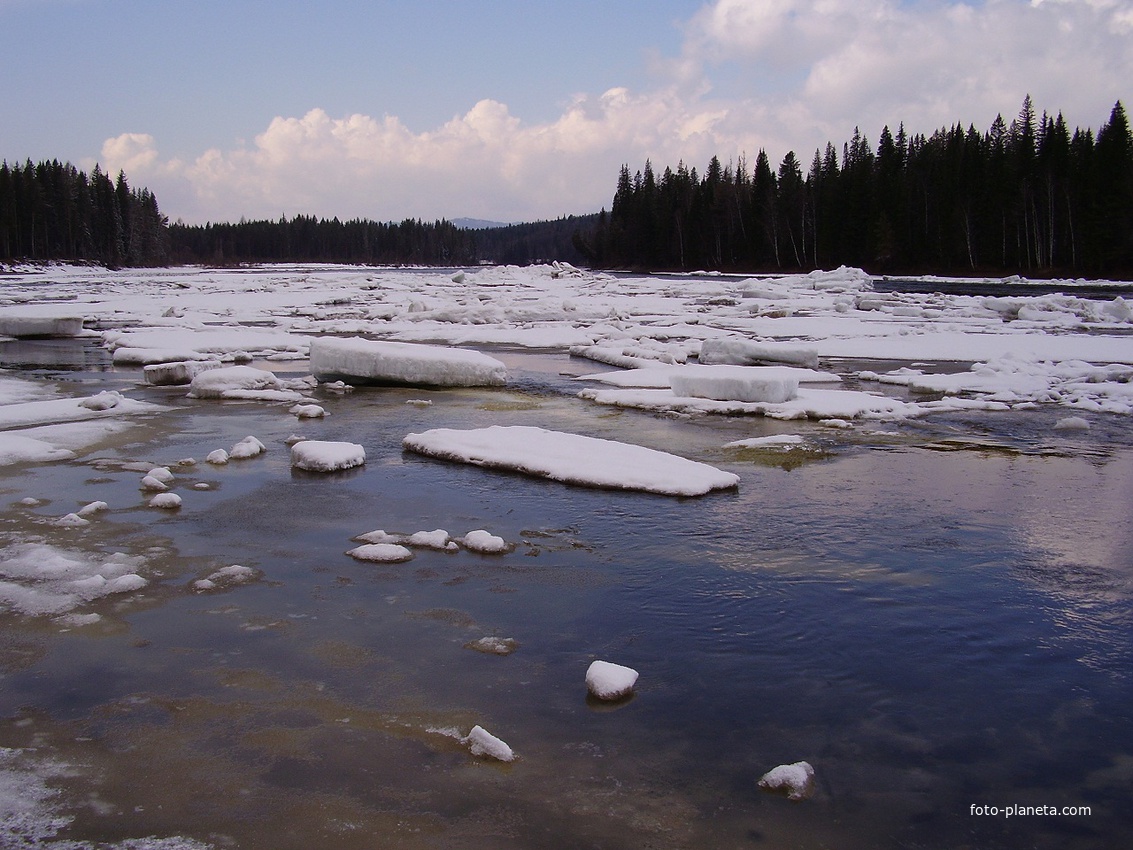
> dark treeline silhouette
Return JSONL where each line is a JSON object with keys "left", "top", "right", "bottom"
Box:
{"left": 472, "top": 214, "right": 600, "bottom": 266}
{"left": 577, "top": 98, "right": 1133, "bottom": 278}
{"left": 168, "top": 215, "right": 478, "bottom": 266}
{"left": 0, "top": 159, "right": 169, "bottom": 267}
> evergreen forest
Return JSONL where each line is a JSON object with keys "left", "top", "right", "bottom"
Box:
{"left": 577, "top": 98, "right": 1133, "bottom": 278}
{"left": 3, "top": 97, "right": 1131, "bottom": 277}
{"left": 0, "top": 159, "right": 169, "bottom": 267}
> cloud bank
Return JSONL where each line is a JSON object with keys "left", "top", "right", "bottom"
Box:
{"left": 100, "top": 0, "right": 1133, "bottom": 224}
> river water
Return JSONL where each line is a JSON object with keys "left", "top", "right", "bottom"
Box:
{"left": 1, "top": 339, "right": 1131, "bottom": 849}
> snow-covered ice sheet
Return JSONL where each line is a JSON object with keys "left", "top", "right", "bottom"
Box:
{"left": 309, "top": 337, "right": 507, "bottom": 387}
{"left": 402, "top": 425, "right": 740, "bottom": 496}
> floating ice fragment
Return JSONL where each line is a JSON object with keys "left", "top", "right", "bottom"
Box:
{"left": 78, "top": 391, "right": 122, "bottom": 411}
{"left": 466, "top": 636, "right": 519, "bottom": 655}
{"left": 146, "top": 467, "right": 175, "bottom": 482}
{"left": 461, "top": 530, "right": 512, "bottom": 554}
{"left": 205, "top": 449, "right": 229, "bottom": 465}
{"left": 699, "top": 337, "right": 819, "bottom": 369}
{"left": 758, "top": 761, "right": 815, "bottom": 801}
{"left": 463, "top": 725, "right": 516, "bottom": 762}
{"left": 0, "top": 314, "right": 84, "bottom": 337}
{"left": 54, "top": 513, "right": 90, "bottom": 528}
{"left": 192, "top": 564, "right": 261, "bottom": 592}
{"left": 76, "top": 501, "right": 108, "bottom": 516}
{"left": 1054, "top": 415, "right": 1090, "bottom": 431}
{"left": 403, "top": 425, "right": 739, "bottom": 497}
{"left": 309, "top": 337, "right": 507, "bottom": 387}
{"left": 669, "top": 365, "right": 799, "bottom": 403}
{"left": 148, "top": 493, "right": 182, "bottom": 509}
{"left": 188, "top": 365, "right": 283, "bottom": 399}
{"left": 407, "top": 529, "right": 457, "bottom": 551}
{"left": 143, "top": 360, "right": 223, "bottom": 386}
{"left": 139, "top": 475, "right": 169, "bottom": 492}
{"left": 229, "top": 436, "right": 266, "bottom": 459}
{"left": 586, "top": 659, "right": 639, "bottom": 701}
{"left": 290, "top": 403, "right": 326, "bottom": 418}
{"left": 346, "top": 543, "right": 414, "bottom": 563}
{"left": 290, "top": 440, "right": 365, "bottom": 472}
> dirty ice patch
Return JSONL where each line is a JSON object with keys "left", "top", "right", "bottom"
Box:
{"left": 309, "top": 337, "right": 507, "bottom": 387}
{"left": 0, "top": 543, "right": 147, "bottom": 617}
{"left": 403, "top": 425, "right": 739, "bottom": 496}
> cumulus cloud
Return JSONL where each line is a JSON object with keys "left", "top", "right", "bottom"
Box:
{"left": 101, "top": 0, "right": 1132, "bottom": 224}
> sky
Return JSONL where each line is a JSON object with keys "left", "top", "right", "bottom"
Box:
{"left": 2, "top": 0, "right": 1130, "bottom": 225}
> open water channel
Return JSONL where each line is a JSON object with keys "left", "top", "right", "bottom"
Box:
{"left": 1, "top": 337, "right": 1131, "bottom": 849}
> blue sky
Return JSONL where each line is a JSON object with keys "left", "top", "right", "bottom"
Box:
{"left": 3, "top": 0, "right": 1130, "bottom": 224}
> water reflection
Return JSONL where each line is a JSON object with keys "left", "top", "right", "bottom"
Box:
{"left": 0, "top": 345, "right": 1131, "bottom": 849}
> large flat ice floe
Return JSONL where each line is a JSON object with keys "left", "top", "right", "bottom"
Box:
{"left": 402, "top": 425, "right": 739, "bottom": 496}
{"left": 310, "top": 337, "right": 507, "bottom": 387}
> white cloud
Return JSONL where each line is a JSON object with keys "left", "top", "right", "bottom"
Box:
{"left": 99, "top": 0, "right": 1132, "bottom": 224}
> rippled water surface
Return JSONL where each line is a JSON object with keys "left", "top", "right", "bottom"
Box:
{"left": 2, "top": 341, "right": 1131, "bottom": 849}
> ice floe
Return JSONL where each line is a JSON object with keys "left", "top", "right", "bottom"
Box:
{"left": 346, "top": 543, "right": 415, "bottom": 563}
{"left": 460, "top": 529, "right": 512, "bottom": 554}
{"left": 462, "top": 725, "right": 516, "bottom": 762}
{"left": 699, "top": 337, "right": 819, "bottom": 368}
{"left": 586, "top": 659, "right": 639, "bottom": 701}
{"left": 290, "top": 440, "right": 365, "bottom": 472}
{"left": 309, "top": 337, "right": 507, "bottom": 387}
{"left": 669, "top": 364, "right": 800, "bottom": 403}
{"left": 403, "top": 425, "right": 740, "bottom": 496}
{"left": 758, "top": 761, "right": 816, "bottom": 801}
{"left": 0, "top": 543, "right": 147, "bottom": 616}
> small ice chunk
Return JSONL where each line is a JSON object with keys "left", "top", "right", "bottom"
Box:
{"left": 407, "top": 529, "right": 457, "bottom": 550}
{"left": 229, "top": 436, "right": 266, "bottom": 459}
{"left": 146, "top": 467, "right": 175, "bottom": 483}
{"left": 757, "top": 761, "right": 816, "bottom": 801}
{"left": 290, "top": 440, "right": 365, "bottom": 472}
{"left": 466, "top": 636, "right": 519, "bottom": 655}
{"left": 463, "top": 725, "right": 515, "bottom": 762}
{"left": 143, "top": 360, "right": 222, "bottom": 386}
{"left": 77, "top": 501, "right": 108, "bottom": 516}
{"left": 700, "top": 337, "right": 819, "bottom": 369}
{"left": 188, "top": 365, "right": 283, "bottom": 399}
{"left": 310, "top": 337, "right": 507, "bottom": 387}
{"left": 586, "top": 659, "right": 639, "bottom": 701}
{"left": 148, "top": 493, "right": 182, "bottom": 509}
{"left": 105, "top": 574, "right": 148, "bottom": 594}
{"left": 461, "top": 530, "right": 511, "bottom": 554}
{"left": 206, "top": 449, "right": 230, "bottom": 465}
{"left": 0, "top": 314, "right": 84, "bottom": 337}
{"left": 290, "top": 403, "right": 326, "bottom": 419}
{"left": 1054, "top": 416, "right": 1090, "bottom": 431}
{"left": 670, "top": 365, "right": 799, "bottom": 403}
{"left": 139, "top": 475, "right": 169, "bottom": 492}
{"left": 78, "top": 390, "right": 123, "bottom": 411}
{"left": 55, "top": 513, "right": 90, "bottom": 528}
{"left": 346, "top": 543, "right": 414, "bottom": 563}
{"left": 192, "top": 564, "right": 261, "bottom": 592}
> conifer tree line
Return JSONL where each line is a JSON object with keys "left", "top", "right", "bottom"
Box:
{"left": 0, "top": 159, "right": 170, "bottom": 267}
{"left": 575, "top": 98, "right": 1133, "bottom": 277}
{"left": 167, "top": 216, "right": 478, "bottom": 266}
